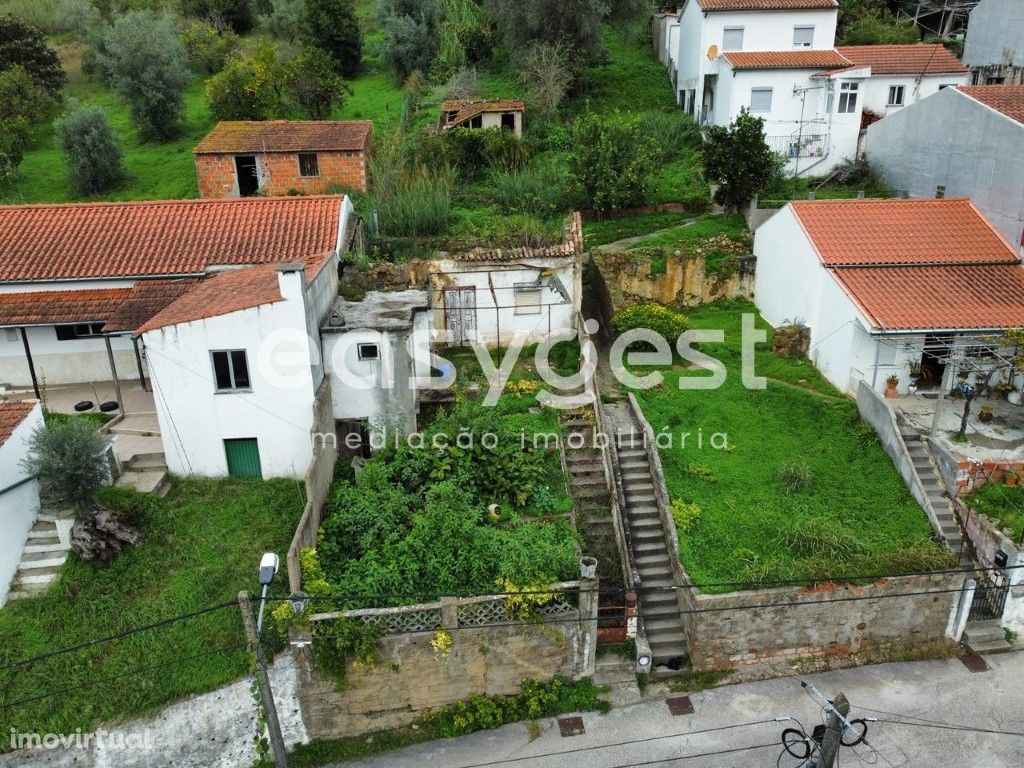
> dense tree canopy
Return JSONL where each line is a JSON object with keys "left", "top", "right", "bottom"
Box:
{"left": 0, "top": 14, "right": 66, "bottom": 97}
{"left": 702, "top": 109, "right": 780, "bottom": 212}
{"left": 301, "top": 0, "right": 362, "bottom": 77}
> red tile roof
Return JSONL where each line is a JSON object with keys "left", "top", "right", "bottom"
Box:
{"left": 789, "top": 198, "right": 1019, "bottom": 266}
{"left": 135, "top": 265, "right": 284, "bottom": 335}
{"left": 0, "top": 288, "right": 130, "bottom": 327}
{"left": 102, "top": 279, "right": 201, "bottom": 333}
{"left": 957, "top": 85, "right": 1024, "bottom": 125}
{"left": 194, "top": 121, "right": 372, "bottom": 154}
{"left": 0, "top": 401, "right": 35, "bottom": 448}
{"left": 833, "top": 265, "right": 1024, "bottom": 331}
{"left": 835, "top": 44, "right": 968, "bottom": 75}
{"left": 0, "top": 197, "right": 341, "bottom": 283}
{"left": 447, "top": 213, "right": 583, "bottom": 262}
{"left": 439, "top": 99, "right": 525, "bottom": 128}
{"left": 698, "top": 0, "right": 836, "bottom": 9}
{"left": 724, "top": 49, "right": 851, "bottom": 70}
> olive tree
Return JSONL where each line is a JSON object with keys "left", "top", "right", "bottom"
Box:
{"left": 22, "top": 418, "right": 110, "bottom": 506}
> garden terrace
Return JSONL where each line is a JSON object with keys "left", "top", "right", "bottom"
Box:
{"left": 629, "top": 301, "right": 953, "bottom": 591}
{"left": 0, "top": 478, "right": 304, "bottom": 740}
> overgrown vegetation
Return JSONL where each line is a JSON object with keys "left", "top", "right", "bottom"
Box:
{"left": 631, "top": 301, "right": 954, "bottom": 590}
{"left": 22, "top": 417, "right": 109, "bottom": 504}
{"left": 965, "top": 482, "right": 1024, "bottom": 542}
{"left": 0, "top": 478, "right": 304, "bottom": 740}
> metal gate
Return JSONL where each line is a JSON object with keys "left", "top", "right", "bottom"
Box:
{"left": 444, "top": 287, "right": 476, "bottom": 345}
{"left": 968, "top": 570, "right": 1009, "bottom": 621}
{"left": 224, "top": 438, "right": 262, "bottom": 478}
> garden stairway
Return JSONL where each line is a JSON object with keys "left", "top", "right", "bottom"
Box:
{"left": 115, "top": 452, "right": 170, "bottom": 496}
{"left": 8, "top": 511, "right": 72, "bottom": 601}
{"left": 898, "top": 422, "right": 964, "bottom": 554}
{"left": 605, "top": 403, "right": 689, "bottom": 671}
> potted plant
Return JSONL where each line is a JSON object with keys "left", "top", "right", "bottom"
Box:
{"left": 885, "top": 374, "right": 900, "bottom": 398}
{"left": 1005, "top": 470, "right": 1019, "bottom": 487}
{"left": 979, "top": 405, "right": 994, "bottom": 423}
{"left": 908, "top": 360, "right": 923, "bottom": 384}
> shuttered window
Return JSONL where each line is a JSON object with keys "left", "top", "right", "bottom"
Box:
{"left": 750, "top": 88, "right": 773, "bottom": 113}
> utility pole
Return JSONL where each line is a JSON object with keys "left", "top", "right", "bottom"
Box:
{"left": 801, "top": 683, "right": 852, "bottom": 768}
{"left": 238, "top": 590, "right": 289, "bottom": 768}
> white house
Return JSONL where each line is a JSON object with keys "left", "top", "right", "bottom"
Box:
{"left": 865, "top": 85, "right": 1024, "bottom": 250}
{"left": 0, "top": 400, "right": 43, "bottom": 606}
{"left": 670, "top": 0, "right": 970, "bottom": 174}
{"left": 963, "top": 0, "right": 1024, "bottom": 86}
{"left": 755, "top": 198, "right": 1024, "bottom": 395}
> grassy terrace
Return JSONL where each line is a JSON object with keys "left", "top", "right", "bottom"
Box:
{"left": 0, "top": 479, "right": 303, "bottom": 739}
{"left": 630, "top": 302, "right": 952, "bottom": 591}
{"left": 965, "top": 482, "right": 1024, "bottom": 542}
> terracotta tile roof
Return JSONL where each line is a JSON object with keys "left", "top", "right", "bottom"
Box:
{"left": 833, "top": 265, "right": 1024, "bottom": 331}
{"left": 0, "top": 288, "right": 131, "bottom": 328}
{"left": 698, "top": 0, "right": 837, "bottom": 9}
{"left": 0, "top": 401, "right": 35, "bottom": 448}
{"left": 789, "top": 198, "right": 1019, "bottom": 266}
{"left": 102, "top": 279, "right": 201, "bottom": 333}
{"left": 0, "top": 196, "right": 342, "bottom": 283}
{"left": 447, "top": 212, "right": 583, "bottom": 262}
{"left": 194, "top": 121, "right": 372, "bottom": 154}
{"left": 835, "top": 44, "right": 968, "bottom": 75}
{"left": 957, "top": 85, "right": 1024, "bottom": 125}
{"left": 439, "top": 99, "right": 525, "bottom": 128}
{"left": 724, "top": 49, "right": 851, "bottom": 70}
{"left": 135, "top": 265, "right": 284, "bottom": 335}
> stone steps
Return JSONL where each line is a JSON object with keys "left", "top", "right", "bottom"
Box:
{"left": 8, "top": 514, "right": 70, "bottom": 601}
{"left": 116, "top": 468, "right": 170, "bottom": 496}
{"left": 963, "top": 620, "right": 1013, "bottom": 655}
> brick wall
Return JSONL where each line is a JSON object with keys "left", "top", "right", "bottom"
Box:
{"left": 295, "top": 617, "right": 591, "bottom": 740}
{"left": 680, "top": 572, "right": 961, "bottom": 672}
{"left": 195, "top": 150, "right": 369, "bottom": 198}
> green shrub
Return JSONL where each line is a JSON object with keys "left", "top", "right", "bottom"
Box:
{"left": 640, "top": 111, "right": 702, "bottom": 164}
{"left": 282, "top": 47, "right": 351, "bottom": 120}
{"left": 481, "top": 128, "right": 530, "bottom": 172}
{"left": 302, "top": 0, "right": 362, "bottom": 77}
{"left": 0, "top": 13, "right": 66, "bottom": 97}
{"left": 777, "top": 516, "right": 863, "bottom": 560}
{"left": 777, "top": 461, "right": 813, "bottom": 494}
{"left": 94, "top": 485, "right": 163, "bottom": 529}
{"left": 487, "top": 164, "right": 570, "bottom": 218}
{"left": 55, "top": 102, "right": 126, "bottom": 196}
{"left": 180, "top": 18, "right": 238, "bottom": 75}
{"left": 611, "top": 303, "right": 689, "bottom": 342}
{"left": 671, "top": 499, "right": 702, "bottom": 533}
{"left": 965, "top": 482, "right": 1024, "bottom": 541}
{"left": 0, "top": 0, "right": 98, "bottom": 35}
{"left": 375, "top": 171, "right": 452, "bottom": 237}
{"left": 206, "top": 41, "right": 283, "bottom": 121}
{"left": 569, "top": 112, "right": 658, "bottom": 213}
{"left": 182, "top": 0, "right": 255, "bottom": 34}
{"left": 22, "top": 417, "right": 109, "bottom": 505}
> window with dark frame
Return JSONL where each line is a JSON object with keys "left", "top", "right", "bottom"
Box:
{"left": 298, "top": 153, "right": 320, "bottom": 177}
{"left": 54, "top": 323, "right": 105, "bottom": 340}
{"left": 211, "top": 349, "right": 251, "bottom": 391}
{"left": 357, "top": 343, "right": 380, "bottom": 361}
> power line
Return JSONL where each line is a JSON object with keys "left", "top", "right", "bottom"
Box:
{"left": 601, "top": 741, "right": 781, "bottom": 768}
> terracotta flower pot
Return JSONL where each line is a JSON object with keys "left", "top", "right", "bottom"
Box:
{"left": 979, "top": 410, "right": 994, "bottom": 423}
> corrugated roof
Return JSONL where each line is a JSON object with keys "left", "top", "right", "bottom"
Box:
{"left": 0, "top": 197, "right": 341, "bottom": 283}
{"left": 724, "top": 49, "right": 851, "bottom": 70}
{"left": 835, "top": 44, "right": 968, "bottom": 75}
{"left": 698, "top": 0, "right": 837, "bottom": 9}
{"left": 0, "top": 401, "right": 35, "bottom": 448}
{"left": 833, "top": 264, "right": 1024, "bottom": 331}
{"left": 957, "top": 85, "right": 1024, "bottom": 125}
{"left": 439, "top": 99, "right": 525, "bottom": 129}
{"left": 194, "top": 121, "right": 372, "bottom": 154}
{"left": 0, "top": 288, "right": 130, "bottom": 328}
{"left": 789, "top": 198, "right": 1019, "bottom": 266}
{"left": 135, "top": 265, "right": 284, "bottom": 335}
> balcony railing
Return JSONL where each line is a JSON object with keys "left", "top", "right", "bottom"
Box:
{"left": 767, "top": 133, "right": 830, "bottom": 160}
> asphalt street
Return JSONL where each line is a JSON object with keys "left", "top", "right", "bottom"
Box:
{"left": 329, "top": 652, "right": 1024, "bottom": 768}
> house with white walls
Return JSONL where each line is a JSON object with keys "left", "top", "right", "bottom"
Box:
{"left": 865, "top": 85, "right": 1024, "bottom": 251}
{"left": 669, "top": 0, "right": 971, "bottom": 174}
{"left": 963, "top": 0, "right": 1024, "bottom": 86}
{"left": 0, "top": 400, "right": 46, "bottom": 606}
{"left": 754, "top": 198, "right": 1024, "bottom": 396}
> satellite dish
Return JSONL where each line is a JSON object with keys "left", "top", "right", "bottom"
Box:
{"left": 706, "top": 44, "right": 719, "bottom": 60}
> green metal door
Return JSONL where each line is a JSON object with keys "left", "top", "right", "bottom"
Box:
{"left": 224, "top": 438, "right": 262, "bottom": 478}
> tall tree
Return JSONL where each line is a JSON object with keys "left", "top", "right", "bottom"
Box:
{"left": 93, "top": 11, "right": 191, "bottom": 141}
{"left": 379, "top": 0, "right": 442, "bottom": 82}
{"left": 569, "top": 113, "right": 658, "bottom": 213}
{"left": 489, "top": 0, "right": 606, "bottom": 79}
{"left": 702, "top": 109, "right": 781, "bottom": 212}
{"left": 301, "top": 0, "right": 362, "bottom": 77}
{"left": 182, "top": 0, "right": 257, "bottom": 34}
{"left": 206, "top": 42, "right": 284, "bottom": 120}
{"left": 0, "top": 14, "right": 66, "bottom": 97}
{"left": 282, "top": 47, "right": 350, "bottom": 119}
{"left": 54, "top": 102, "right": 126, "bottom": 197}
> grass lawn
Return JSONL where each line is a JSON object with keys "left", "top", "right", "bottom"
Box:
{"left": 583, "top": 211, "right": 697, "bottom": 248}
{"left": 964, "top": 482, "right": 1024, "bottom": 542}
{"left": 629, "top": 214, "right": 748, "bottom": 251}
{"left": 0, "top": 478, "right": 304, "bottom": 739}
{"left": 630, "top": 301, "right": 952, "bottom": 590}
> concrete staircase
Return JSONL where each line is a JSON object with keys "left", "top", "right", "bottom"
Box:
{"left": 608, "top": 406, "right": 688, "bottom": 671}
{"left": 963, "top": 619, "right": 1014, "bottom": 655}
{"left": 116, "top": 452, "right": 170, "bottom": 496}
{"left": 899, "top": 426, "right": 963, "bottom": 552}
{"left": 8, "top": 513, "right": 72, "bottom": 601}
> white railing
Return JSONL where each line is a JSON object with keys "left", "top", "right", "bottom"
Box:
{"left": 767, "top": 133, "right": 830, "bottom": 160}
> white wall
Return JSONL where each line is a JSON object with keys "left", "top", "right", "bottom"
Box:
{"left": 303, "top": 255, "right": 340, "bottom": 392}
{"left": 859, "top": 73, "right": 969, "bottom": 115}
{"left": 142, "top": 269, "right": 317, "bottom": 479}
{"left": 427, "top": 258, "right": 579, "bottom": 347}
{"left": 0, "top": 401, "right": 43, "bottom": 606}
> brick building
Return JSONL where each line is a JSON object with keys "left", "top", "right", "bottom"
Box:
{"left": 194, "top": 120, "right": 372, "bottom": 198}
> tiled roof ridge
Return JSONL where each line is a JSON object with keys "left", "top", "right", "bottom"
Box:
{"left": 0, "top": 194, "right": 345, "bottom": 212}
{"left": 447, "top": 212, "right": 583, "bottom": 262}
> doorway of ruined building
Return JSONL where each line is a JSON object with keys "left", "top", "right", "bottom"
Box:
{"left": 235, "top": 155, "right": 259, "bottom": 196}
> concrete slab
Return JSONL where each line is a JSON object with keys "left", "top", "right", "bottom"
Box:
{"left": 895, "top": 393, "right": 1024, "bottom": 462}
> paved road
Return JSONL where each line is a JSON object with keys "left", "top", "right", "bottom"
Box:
{"left": 328, "top": 653, "right": 1024, "bottom": 768}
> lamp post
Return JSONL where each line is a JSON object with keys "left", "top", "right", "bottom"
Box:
{"left": 257, "top": 552, "right": 279, "bottom": 638}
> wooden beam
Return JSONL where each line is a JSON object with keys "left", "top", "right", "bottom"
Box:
{"left": 19, "top": 327, "right": 40, "bottom": 400}
{"left": 104, "top": 336, "right": 124, "bottom": 413}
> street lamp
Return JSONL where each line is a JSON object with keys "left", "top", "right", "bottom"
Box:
{"left": 257, "top": 552, "right": 279, "bottom": 638}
